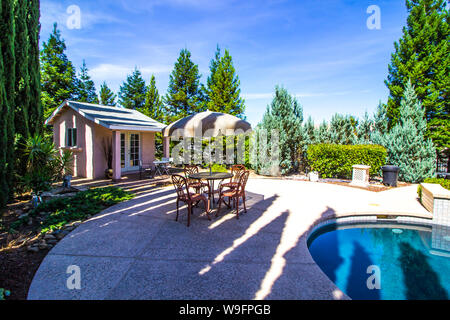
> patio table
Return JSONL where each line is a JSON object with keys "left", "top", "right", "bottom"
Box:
{"left": 188, "top": 172, "right": 233, "bottom": 208}
{"left": 153, "top": 160, "right": 171, "bottom": 175}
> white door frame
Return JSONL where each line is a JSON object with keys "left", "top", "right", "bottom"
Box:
{"left": 120, "top": 131, "right": 142, "bottom": 173}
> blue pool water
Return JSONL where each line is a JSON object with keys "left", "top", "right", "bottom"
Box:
{"left": 307, "top": 223, "right": 450, "bottom": 300}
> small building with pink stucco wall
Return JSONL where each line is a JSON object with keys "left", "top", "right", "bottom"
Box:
{"left": 45, "top": 100, "right": 169, "bottom": 180}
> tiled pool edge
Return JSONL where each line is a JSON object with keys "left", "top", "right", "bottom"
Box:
{"left": 306, "top": 213, "right": 434, "bottom": 240}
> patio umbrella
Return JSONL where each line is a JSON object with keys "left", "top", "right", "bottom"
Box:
{"left": 162, "top": 110, "right": 251, "bottom": 138}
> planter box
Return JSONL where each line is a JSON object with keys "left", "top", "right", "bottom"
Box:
{"left": 421, "top": 183, "right": 450, "bottom": 226}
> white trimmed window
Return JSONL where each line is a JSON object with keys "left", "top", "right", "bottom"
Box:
{"left": 66, "top": 128, "right": 77, "bottom": 147}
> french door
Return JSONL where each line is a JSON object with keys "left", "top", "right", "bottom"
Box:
{"left": 120, "top": 132, "right": 141, "bottom": 172}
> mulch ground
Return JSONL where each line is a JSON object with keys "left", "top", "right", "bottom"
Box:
{"left": 0, "top": 174, "right": 173, "bottom": 300}
{"left": 0, "top": 200, "right": 47, "bottom": 300}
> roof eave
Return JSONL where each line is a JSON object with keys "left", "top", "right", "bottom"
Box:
{"left": 44, "top": 100, "right": 70, "bottom": 125}
{"left": 108, "top": 125, "right": 164, "bottom": 132}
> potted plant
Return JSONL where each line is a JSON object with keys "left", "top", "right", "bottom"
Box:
{"left": 103, "top": 138, "right": 113, "bottom": 179}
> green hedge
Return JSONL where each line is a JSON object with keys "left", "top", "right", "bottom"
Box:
{"left": 423, "top": 178, "right": 450, "bottom": 190}
{"left": 307, "top": 144, "right": 387, "bottom": 179}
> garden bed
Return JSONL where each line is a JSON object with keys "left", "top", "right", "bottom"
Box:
{"left": 0, "top": 186, "right": 134, "bottom": 300}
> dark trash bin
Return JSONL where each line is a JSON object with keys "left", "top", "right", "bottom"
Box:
{"left": 381, "top": 165, "right": 400, "bottom": 187}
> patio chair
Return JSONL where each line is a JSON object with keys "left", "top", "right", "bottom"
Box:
{"left": 184, "top": 164, "right": 210, "bottom": 194}
{"left": 216, "top": 170, "right": 250, "bottom": 219}
{"left": 171, "top": 174, "right": 211, "bottom": 227}
{"left": 219, "top": 164, "right": 247, "bottom": 194}
{"left": 139, "top": 160, "right": 154, "bottom": 179}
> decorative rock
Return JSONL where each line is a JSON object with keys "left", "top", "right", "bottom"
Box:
{"left": 18, "top": 213, "right": 29, "bottom": 220}
{"left": 39, "top": 243, "right": 48, "bottom": 250}
{"left": 15, "top": 209, "right": 24, "bottom": 216}
{"left": 46, "top": 239, "right": 58, "bottom": 245}
{"left": 27, "top": 218, "right": 33, "bottom": 226}
{"left": 27, "top": 246, "right": 39, "bottom": 253}
{"left": 44, "top": 234, "right": 56, "bottom": 240}
{"left": 55, "top": 231, "right": 69, "bottom": 240}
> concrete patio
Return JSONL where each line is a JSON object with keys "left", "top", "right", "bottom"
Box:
{"left": 27, "top": 179, "right": 431, "bottom": 300}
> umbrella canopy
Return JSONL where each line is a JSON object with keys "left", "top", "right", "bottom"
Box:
{"left": 163, "top": 110, "right": 252, "bottom": 138}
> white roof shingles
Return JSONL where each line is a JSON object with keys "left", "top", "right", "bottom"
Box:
{"left": 45, "top": 100, "right": 166, "bottom": 132}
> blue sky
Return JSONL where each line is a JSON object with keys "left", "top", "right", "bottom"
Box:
{"left": 40, "top": 0, "right": 408, "bottom": 127}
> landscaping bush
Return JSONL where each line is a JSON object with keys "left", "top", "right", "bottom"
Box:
{"left": 422, "top": 178, "right": 450, "bottom": 190}
{"left": 20, "top": 134, "right": 74, "bottom": 194}
{"left": 14, "top": 186, "right": 134, "bottom": 234}
{"left": 307, "top": 144, "right": 387, "bottom": 179}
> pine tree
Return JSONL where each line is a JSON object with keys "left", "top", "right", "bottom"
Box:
{"left": 255, "top": 86, "right": 304, "bottom": 175}
{"left": 141, "top": 74, "right": 163, "bottom": 121}
{"left": 303, "top": 116, "right": 318, "bottom": 146}
{"left": 384, "top": 80, "right": 436, "bottom": 182}
{"left": 385, "top": 0, "right": 449, "bottom": 154}
{"left": 99, "top": 82, "right": 116, "bottom": 106}
{"left": 40, "top": 23, "right": 78, "bottom": 118}
{"left": 75, "top": 60, "right": 98, "bottom": 104}
{"left": 204, "top": 46, "right": 245, "bottom": 117}
{"left": 118, "top": 67, "right": 146, "bottom": 109}
{"left": 0, "top": 0, "right": 16, "bottom": 205}
{"left": 371, "top": 102, "right": 389, "bottom": 146}
{"left": 27, "top": 0, "right": 42, "bottom": 137}
{"left": 356, "top": 112, "right": 373, "bottom": 144}
{"left": 328, "top": 114, "right": 357, "bottom": 145}
{"left": 317, "top": 121, "right": 330, "bottom": 143}
{"left": 164, "top": 48, "right": 204, "bottom": 123}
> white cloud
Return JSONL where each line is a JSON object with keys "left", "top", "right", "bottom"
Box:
{"left": 40, "top": 1, "right": 127, "bottom": 31}
{"left": 90, "top": 63, "right": 172, "bottom": 82}
{"left": 243, "top": 90, "right": 372, "bottom": 100}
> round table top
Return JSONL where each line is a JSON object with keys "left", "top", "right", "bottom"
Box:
{"left": 189, "top": 172, "right": 233, "bottom": 180}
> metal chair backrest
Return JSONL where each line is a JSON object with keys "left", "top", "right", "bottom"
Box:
{"left": 231, "top": 165, "right": 246, "bottom": 183}
{"left": 184, "top": 165, "right": 199, "bottom": 185}
{"left": 236, "top": 170, "right": 250, "bottom": 195}
{"left": 171, "top": 174, "right": 191, "bottom": 200}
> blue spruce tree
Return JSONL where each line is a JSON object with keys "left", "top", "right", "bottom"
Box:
{"left": 384, "top": 80, "right": 436, "bottom": 183}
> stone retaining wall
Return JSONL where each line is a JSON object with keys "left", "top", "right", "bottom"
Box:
{"left": 421, "top": 183, "right": 450, "bottom": 226}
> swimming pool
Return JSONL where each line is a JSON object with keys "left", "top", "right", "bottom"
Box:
{"left": 307, "top": 222, "right": 450, "bottom": 300}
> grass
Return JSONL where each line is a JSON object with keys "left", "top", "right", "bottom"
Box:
{"left": 11, "top": 186, "right": 134, "bottom": 234}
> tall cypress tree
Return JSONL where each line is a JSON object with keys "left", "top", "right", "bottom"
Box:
{"left": 76, "top": 60, "right": 99, "bottom": 104}
{"left": 204, "top": 46, "right": 245, "bottom": 117}
{"left": 0, "top": 0, "right": 16, "bottom": 205}
{"left": 118, "top": 67, "right": 146, "bottom": 109}
{"left": 14, "top": 0, "right": 30, "bottom": 140}
{"left": 99, "top": 81, "right": 116, "bottom": 106}
{"left": 385, "top": 0, "right": 449, "bottom": 154}
{"left": 27, "top": 0, "right": 42, "bottom": 137}
{"left": 40, "top": 23, "right": 78, "bottom": 119}
{"left": 164, "top": 48, "right": 204, "bottom": 123}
